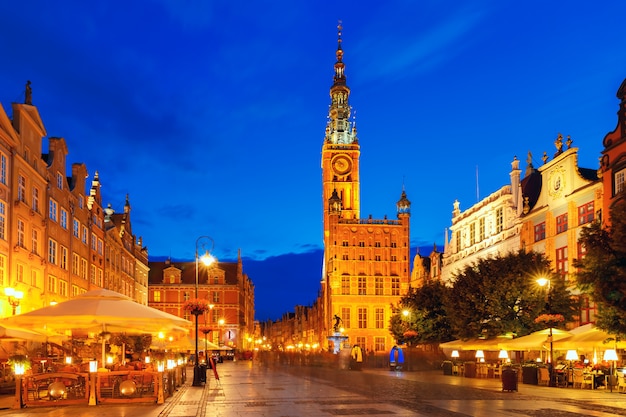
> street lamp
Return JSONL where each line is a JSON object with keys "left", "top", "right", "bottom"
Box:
{"left": 536, "top": 277, "right": 555, "bottom": 387}
{"left": 193, "top": 236, "right": 216, "bottom": 387}
{"left": 5, "top": 287, "right": 23, "bottom": 315}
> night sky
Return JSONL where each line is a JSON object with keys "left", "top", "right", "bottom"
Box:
{"left": 1, "top": 1, "right": 625, "bottom": 320}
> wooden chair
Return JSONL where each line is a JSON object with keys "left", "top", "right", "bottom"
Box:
{"left": 581, "top": 372, "right": 594, "bottom": 389}
{"left": 572, "top": 369, "right": 584, "bottom": 388}
{"left": 618, "top": 374, "right": 626, "bottom": 393}
{"left": 538, "top": 367, "right": 550, "bottom": 386}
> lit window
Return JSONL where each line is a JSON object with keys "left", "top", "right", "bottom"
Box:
{"left": 556, "top": 213, "right": 568, "bottom": 234}
{"left": 534, "top": 222, "right": 546, "bottom": 242}
{"left": 578, "top": 202, "right": 594, "bottom": 225}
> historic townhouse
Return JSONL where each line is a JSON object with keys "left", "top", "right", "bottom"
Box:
{"left": 148, "top": 252, "right": 255, "bottom": 351}
{"left": 104, "top": 195, "right": 149, "bottom": 303}
{"left": 0, "top": 83, "right": 147, "bottom": 315}
{"left": 441, "top": 157, "right": 525, "bottom": 282}
{"left": 600, "top": 78, "right": 626, "bottom": 222}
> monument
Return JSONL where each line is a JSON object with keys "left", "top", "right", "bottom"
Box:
{"left": 327, "top": 315, "right": 348, "bottom": 354}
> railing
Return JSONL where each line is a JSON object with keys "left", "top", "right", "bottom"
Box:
{"left": 19, "top": 368, "right": 183, "bottom": 407}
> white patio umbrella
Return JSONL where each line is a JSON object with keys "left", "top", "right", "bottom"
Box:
{"left": 4, "top": 288, "right": 190, "bottom": 335}
{"left": 498, "top": 328, "right": 572, "bottom": 351}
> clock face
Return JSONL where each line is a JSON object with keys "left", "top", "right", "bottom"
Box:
{"left": 331, "top": 155, "right": 352, "bottom": 175}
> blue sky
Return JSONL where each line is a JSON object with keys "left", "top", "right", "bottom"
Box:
{"left": 1, "top": 1, "right": 626, "bottom": 320}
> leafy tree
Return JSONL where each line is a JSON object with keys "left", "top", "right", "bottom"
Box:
{"left": 444, "top": 250, "right": 576, "bottom": 339}
{"left": 575, "top": 199, "right": 626, "bottom": 336}
{"left": 389, "top": 281, "right": 454, "bottom": 345}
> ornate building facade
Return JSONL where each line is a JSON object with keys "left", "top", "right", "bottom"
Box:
{"left": 600, "top": 78, "right": 626, "bottom": 223}
{"left": 0, "top": 83, "right": 148, "bottom": 316}
{"left": 318, "top": 24, "right": 412, "bottom": 353}
{"left": 148, "top": 252, "right": 255, "bottom": 351}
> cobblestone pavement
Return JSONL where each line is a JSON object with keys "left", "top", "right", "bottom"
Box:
{"left": 0, "top": 361, "right": 625, "bottom": 416}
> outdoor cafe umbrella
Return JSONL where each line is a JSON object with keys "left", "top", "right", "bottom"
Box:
{"left": 3, "top": 288, "right": 190, "bottom": 337}
{"left": 558, "top": 323, "right": 626, "bottom": 350}
{"left": 0, "top": 323, "right": 47, "bottom": 342}
{"left": 497, "top": 328, "right": 572, "bottom": 351}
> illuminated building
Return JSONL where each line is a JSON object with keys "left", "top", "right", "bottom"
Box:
{"left": 318, "top": 23, "right": 411, "bottom": 353}
{"left": 148, "top": 253, "right": 255, "bottom": 351}
{"left": 600, "top": 77, "right": 626, "bottom": 223}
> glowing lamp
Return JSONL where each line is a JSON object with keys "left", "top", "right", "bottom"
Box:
{"left": 89, "top": 360, "right": 98, "bottom": 373}
{"left": 451, "top": 350, "right": 459, "bottom": 359}
{"left": 565, "top": 350, "right": 579, "bottom": 361}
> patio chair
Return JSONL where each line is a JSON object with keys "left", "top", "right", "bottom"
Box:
{"left": 538, "top": 367, "right": 550, "bottom": 386}
{"left": 618, "top": 374, "right": 626, "bottom": 393}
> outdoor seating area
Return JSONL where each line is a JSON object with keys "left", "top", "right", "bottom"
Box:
{"left": 0, "top": 289, "right": 198, "bottom": 409}
{"left": 440, "top": 324, "right": 625, "bottom": 393}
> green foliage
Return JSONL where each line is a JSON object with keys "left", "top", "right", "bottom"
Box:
{"left": 444, "top": 250, "right": 576, "bottom": 339}
{"left": 575, "top": 199, "right": 626, "bottom": 336}
{"left": 389, "top": 281, "right": 454, "bottom": 344}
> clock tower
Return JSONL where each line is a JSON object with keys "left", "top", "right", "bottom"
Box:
{"left": 322, "top": 22, "right": 360, "bottom": 232}
{"left": 320, "top": 23, "right": 412, "bottom": 353}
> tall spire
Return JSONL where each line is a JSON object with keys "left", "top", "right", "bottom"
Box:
{"left": 325, "top": 20, "right": 356, "bottom": 145}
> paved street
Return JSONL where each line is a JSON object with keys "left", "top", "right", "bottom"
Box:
{"left": 1, "top": 360, "right": 626, "bottom": 416}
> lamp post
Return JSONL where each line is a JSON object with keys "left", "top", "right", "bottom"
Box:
{"left": 537, "top": 277, "right": 555, "bottom": 387}
{"left": 193, "top": 236, "right": 216, "bottom": 387}
{"left": 5, "top": 287, "right": 24, "bottom": 315}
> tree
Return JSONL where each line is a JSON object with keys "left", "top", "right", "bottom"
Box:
{"left": 444, "top": 250, "right": 576, "bottom": 339}
{"left": 575, "top": 199, "right": 626, "bottom": 336}
{"left": 389, "top": 281, "right": 454, "bottom": 345}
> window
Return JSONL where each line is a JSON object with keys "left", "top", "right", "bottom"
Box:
{"left": 98, "top": 268, "right": 104, "bottom": 287}
{"left": 153, "top": 291, "right": 161, "bottom": 302}
{"left": 49, "top": 199, "right": 58, "bottom": 222}
{"left": 31, "top": 269, "right": 38, "bottom": 288}
{"left": 375, "top": 308, "right": 384, "bottom": 329}
{"left": 374, "top": 337, "right": 385, "bottom": 352}
{"left": 358, "top": 241, "right": 365, "bottom": 247}
{"left": 374, "top": 255, "right": 381, "bottom": 261}
{"left": 48, "top": 275, "right": 57, "bottom": 293}
{"left": 80, "top": 258, "right": 87, "bottom": 279}
{"left": 616, "top": 168, "right": 626, "bottom": 195}
{"left": 212, "top": 291, "right": 220, "bottom": 303}
{"left": 391, "top": 277, "right": 400, "bottom": 296}
{"left": 495, "top": 208, "right": 503, "bottom": 233}
{"left": 342, "top": 254, "right": 348, "bottom": 260}
{"left": 17, "top": 219, "right": 25, "bottom": 247}
{"left": 31, "top": 229, "right": 39, "bottom": 255}
{"left": 375, "top": 277, "right": 383, "bottom": 295}
{"left": 60, "top": 208, "right": 68, "bottom": 229}
{"left": 358, "top": 255, "right": 365, "bottom": 261}
{"left": 341, "top": 275, "right": 350, "bottom": 295}
{"left": 355, "top": 336, "right": 366, "bottom": 349}
{"left": 59, "top": 280, "right": 67, "bottom": 297}
{"left": 81, "top": 225, "right": 88, "bottom": 244}
{"left": 0, "top": 153, "right": 6, "bottom": 185}
{"left": 556, "top": 213, "right": 568, "bottom": 234}
{"left": 91, "top": 233, "right": 97, "bottom": 250}
{"left": 580, "top": 295, "right": 596, "bottom": 325}
{"left": 455, "top": 230, "right": 461, "bottom": 252}
{"left": 556, "top": 246, "right": 568, "bottom": 279}
{"left": 341, "top": 307, "right": 350, "bottom": 328}
{"left": 32, "top": 187, "right": 40, "bottom": 212}
{"left": 342, "top": 240, "right": 348, "bottom": 247}
{"left": 90, "top": 265, "right": 96, "bottom": 284}
{"left": 16, "top": 264, "right": 24, "bottom": 282}
{"left": 48, "top": 239, "right": 57, "bottom": 264}
{"left": 578, "top": 202, "right": 594, "bottom": 225}
{"left": 73, "top": 219, "right": 79, "bottom": 237}
{"left": 358, "top": 276, "right": 366, "bottom": 295}
{"left": 97, "top": 238, "right": 103, "bottom": 255}
{"left": 72, "top": 285, "right": 80, "bottom": 297}
{"left": 469, "top": 223, "right": 476, "bottom": 245}
{"left": 358, "top": 307, "right": 367, "bottom": 329}
{"left": 18, "top": 175, "right": 26, "bottom": 202}
{"left": 0, "top": 201, "right": 6, "bottom": 240}
{"left": 56, "top": 172, "right": 64, "bottom": 189}
{"left": 78, "top": 195, "right": 84, "bottom": 209}
{"left": 72, "top": 253, "right": 79, "bottom": 275}
{"left": 374, "top": 241, "right": 381, "bottom": 248}
{"left": 479, "top": 218, "right": 485, "bottom": 241}
{"left": 61, "top": 246, "right": 68, "bottom": 270}
{"left": 391, "top": 242, "right": 397, "bottom": 248}
{"left": 534, "top": 222, "right": 546, "bottom": 242}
